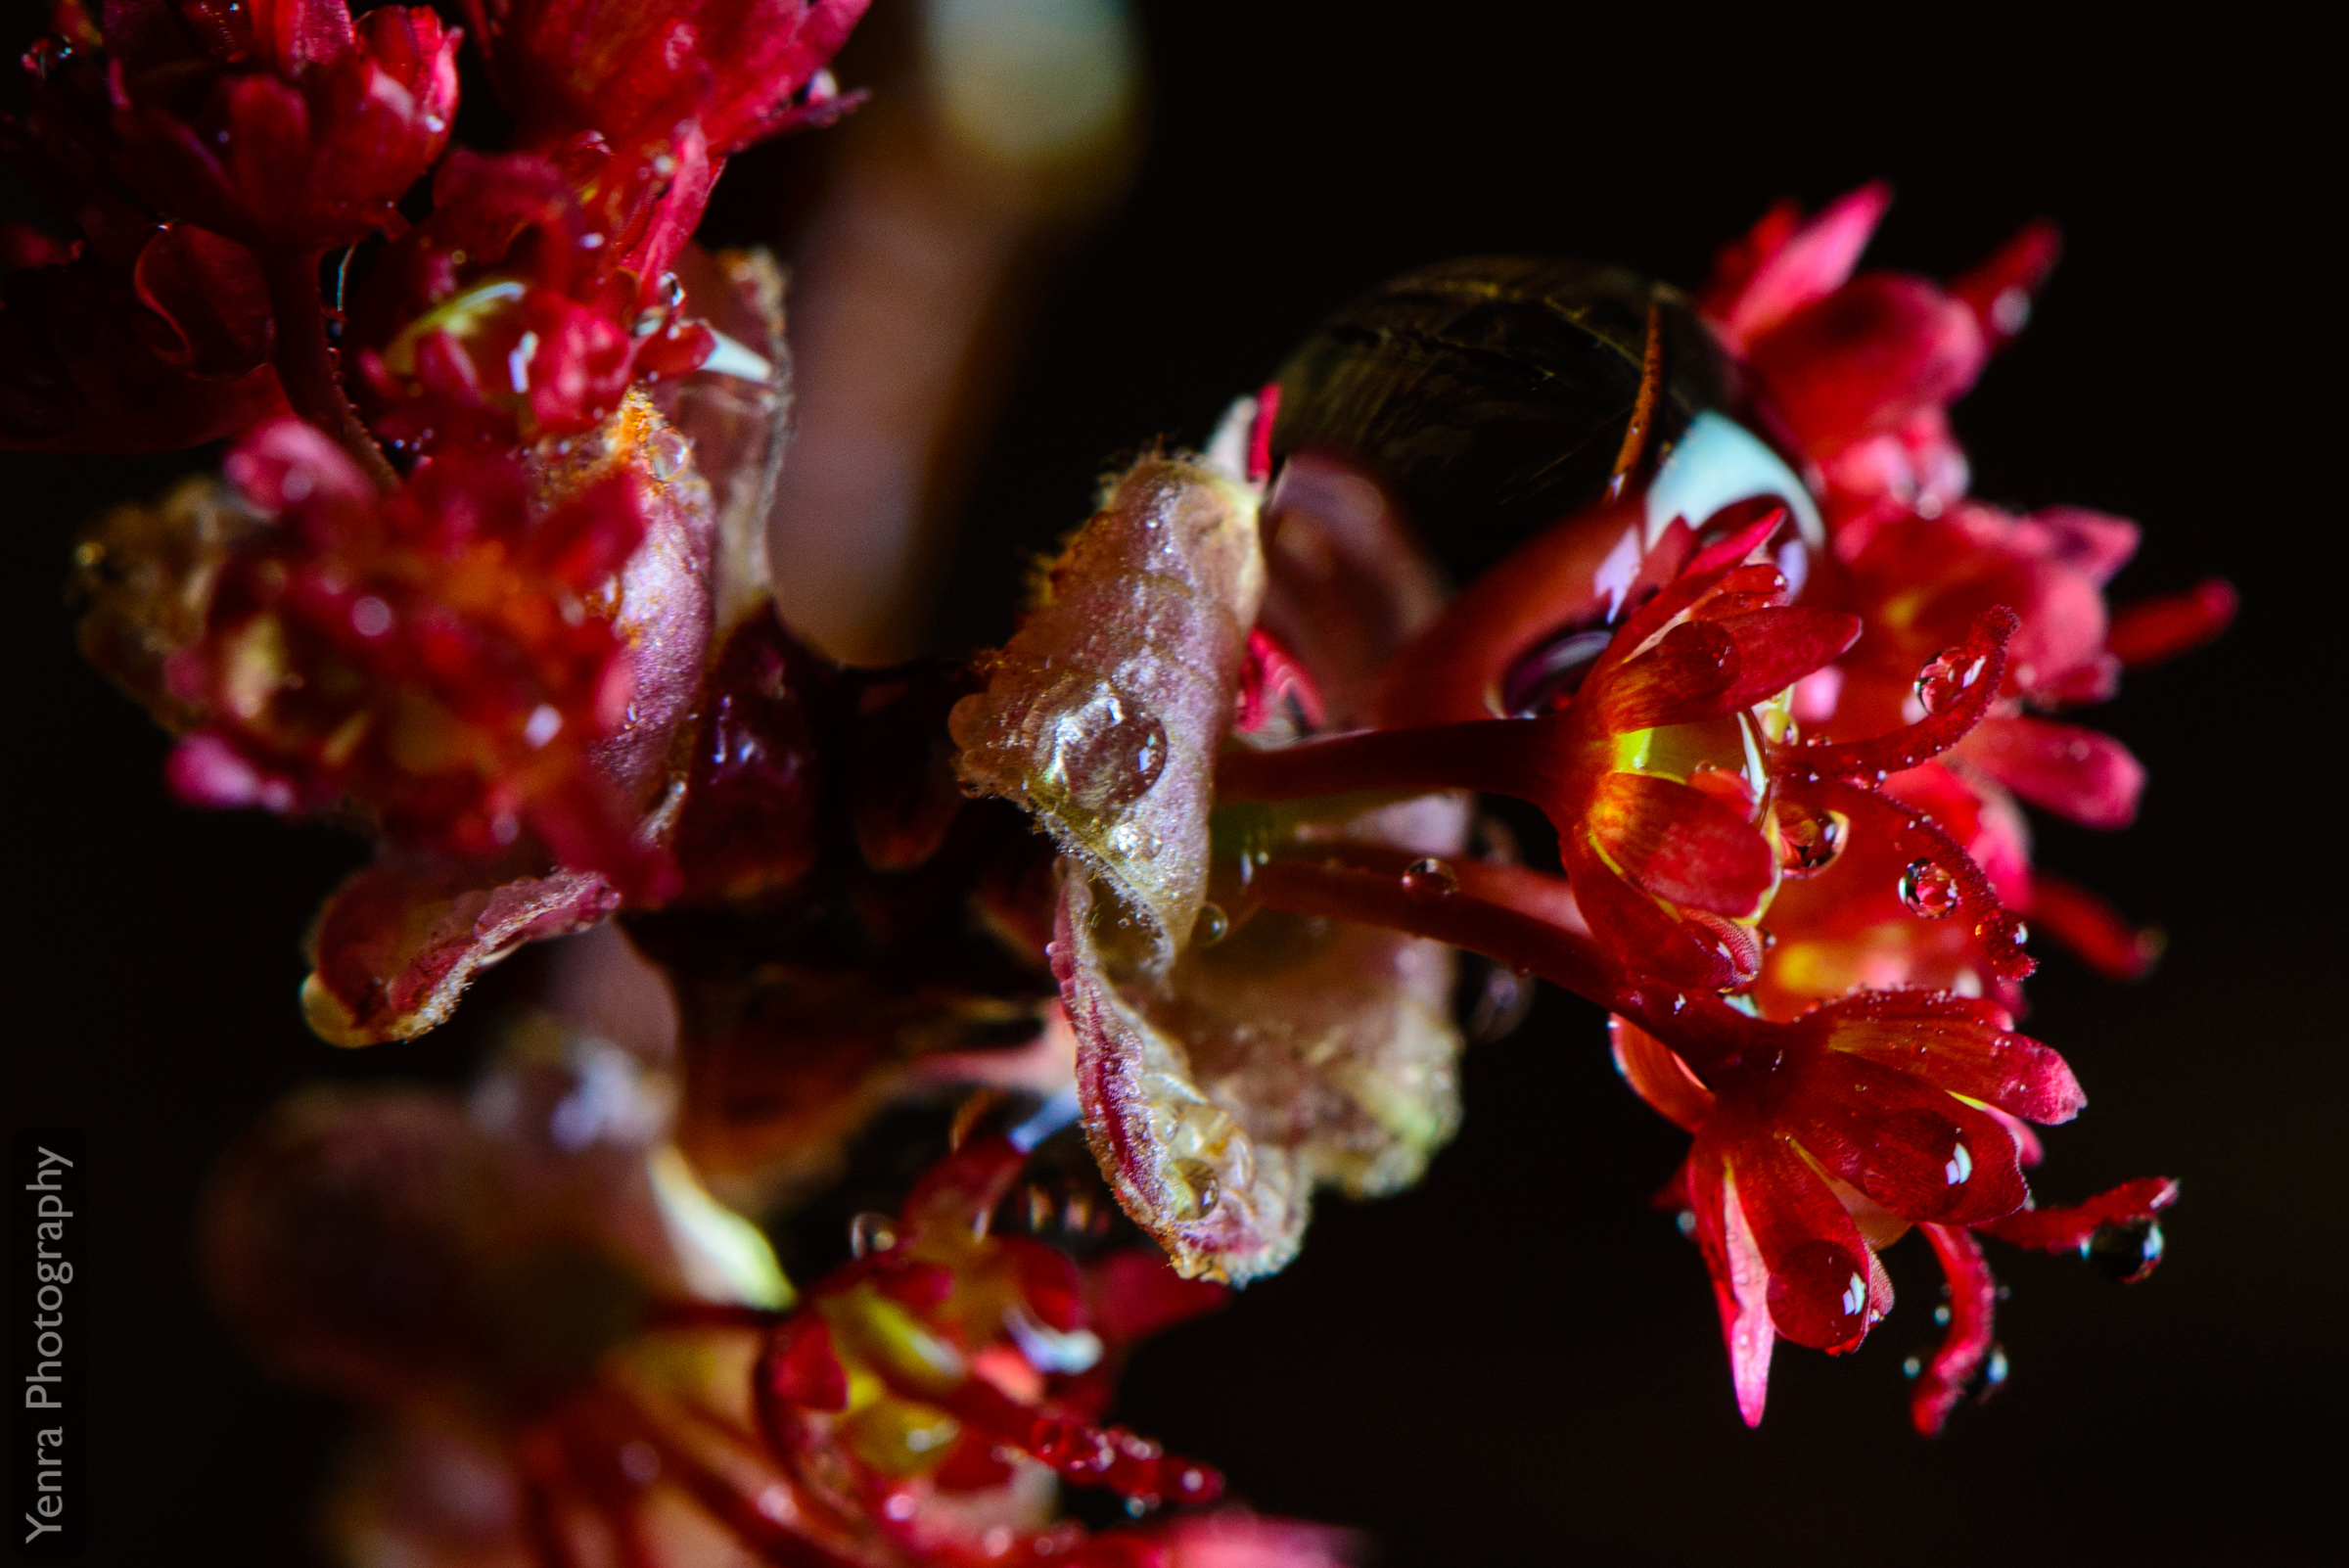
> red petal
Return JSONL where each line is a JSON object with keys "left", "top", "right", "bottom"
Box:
{"left": 1610, "top": 1015, "right": 1715, "bottom": 1132}
{"left": 1775, "top": 777, "right": 2035, "bottom": 983}
{"left": 1778, "top": 1053, "right": 2028, "bottom": 1226}
{"left": 1601, "top": 607, "right": 1858, "bottom": 733}
{"left": 2027, "top": 873, "right": 2163, "bottom": 982}
{"left": 1812, "top": 989, "right": 2086, "bottom": 1125}
{"left": 1959, "top": 715, "right": 2143, "bottom": 830}
{"left": 1705, "top": 1128, "right": 1883, "bottom": 1352}
{"left": 1683, "top": 1151, "right": 1777, "bottom": 1425}
{"left": 302, "top": 857, "right": 621, "bottom": 1045}
{"left": 1589, "top": 770, "right": 1775, "bottom": 917}
{"left": 1749, "top": 273, "right": 1988, "bottom": 458}
{"left": 224, "top": 416, "right": 376, "bottom": 515}
{"left": 130, "top": 223, "right": 274, "bottom": 378}
{"left": 760, "top": 1314, "right": 849, "bottom": 1413}
{"left": 248, "top": 0, "right": 357, "bottom": 69}
{"left": 1704, "top": 182, "right": 1892, "bottom": 352}
{"left": 1563, "top": 828, "right": 1759, "bottom": 991}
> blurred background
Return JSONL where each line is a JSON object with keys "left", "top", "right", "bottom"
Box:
{"left": 8, "top": 4, "right": 2338, "bottom": 1562}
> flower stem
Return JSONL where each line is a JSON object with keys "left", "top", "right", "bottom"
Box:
{"left": 1247, "top": 851, "right": 1752, "bottom": 1075}
{"left": 1217, "top": 716, "right": 1567, "bottom": 808}
{"left": 263, "top": 250, "right": 399, "bottom": 491}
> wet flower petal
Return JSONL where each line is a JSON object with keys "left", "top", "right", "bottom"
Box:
{"left": 954, "top": 456, "right": 1264, "bottom": 968}
{"left": 302, "top": 858, "right": 622, "bottom": 1045}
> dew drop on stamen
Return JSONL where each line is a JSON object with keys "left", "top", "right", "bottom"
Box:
{"left": 848, "top": 1211, "right": 898, "bottom": 1259}
{"left": 1914, "top": 648, "right": 1984, "bottom": 716}
{"left": 1776, "top": 807, "right": 1849, "bottom": 876}
{"left": 1899, "top": 859, "right": 1961, "bottom": 918}
{"left": 1401, "top": 857, "right": 1457, "bottom": 897}
{"left": 2084, "top": 1218, "right": 2165, "bottom": 1283}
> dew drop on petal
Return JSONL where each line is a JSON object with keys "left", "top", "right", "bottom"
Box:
{"left": 1899, "top": 858, "right": 1961, "bottom": 918}
{"left": 1173, "top": 1158, "right": 1221, "bottom": 1218}
{"left": 643, "top": 425, "right": 691, "bottom": 482}
{"left": 1401, "top": 856, "right": 1458, "bottom": 897}
{"left": 1042, "top": 694, "right": 1167, "bottom": 816}
{"left": 848, "top": 1211, "right": 898, "bottom": 1259}
{"left": 1775, "top": 806, "right": 1849, "bottom": 876}
{"left": 1193, "top": 901, "right": 1229, "bottom": 945}
{"left": 1766, "top": 1241, "right": 1872, "bottom": 1347}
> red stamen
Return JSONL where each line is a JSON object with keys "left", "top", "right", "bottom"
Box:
{"left": 1950, "top": 219, "right": 2063, "bottom": 350}
{"left": 1776, "top": 776, "right": 2034, "bottom": 982}
{"left": 2028, "top": 873, "right": 2163, "bottom": 980}
{"left": 2106, "top": 578, "right": 2238, "bottom": 669}
{"left": 1977, "top": 1177, "right": 2180, "bottom": 1253}
{"left": 1910, "top": 1222, "right": 1999, "bottom": 1436}
{"left": 1776, "top": 607, "right": 2016, "bottom": 784}
{"left": 1247, "top": 380, "right": 1280, "bottom": 484}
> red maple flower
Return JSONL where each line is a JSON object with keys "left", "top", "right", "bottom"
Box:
{"left": 105, "top": 0, "right": 459, "bottom": 254}
{"left": 737, "top": 1128, "right": 1249, "bottom": 1561}
{"left": 2, "top": 14, "right": 290, "bottom": 449}
{"left": 351, "top": 149, "right": 717, "bottom": 444}
{"left": 1607, "top": 992, "right": 2178, "bottom": 1431}
{"left": 161, "top": 416, "right": 676, "bottom": 895}
{"left": 1699, "top": 185, "right": 2235, "bottom": 983}
{"left": 462, "top": 0, "right": 868, "bottom": 155}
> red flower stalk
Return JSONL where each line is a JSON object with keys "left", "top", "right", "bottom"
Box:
{"left": 161, "top": 415, "right": 677, "bottom": 896}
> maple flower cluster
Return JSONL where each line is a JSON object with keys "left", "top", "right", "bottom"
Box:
{"left": 7, "top": 0, "right": 2232, "bottom": 1559}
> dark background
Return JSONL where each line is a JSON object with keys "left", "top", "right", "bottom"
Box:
{"left": 7, "top": 5, "right": 2339, "bottom": 1564}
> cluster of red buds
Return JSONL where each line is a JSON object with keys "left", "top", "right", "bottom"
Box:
{"left": 10, "top": 1, "right": 2232, "bottom": 1559}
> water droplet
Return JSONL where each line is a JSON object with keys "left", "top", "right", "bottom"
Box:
{"left": 1899, "top": 859, "right": 1961, "bottom": 919}
{"left": 1766, "top": 1241, "right": 1871, "bottom": 1347}
{"left": 643, "top": 425, "right": 691, "bottom": 482}
{"left": 2084, "top": 1218, "right": 2164, "bottom": 1283}
{"left": 1502, "top": 627, "right": 1614, "bottom": 715}
{"left": 1965, "top": 1343, "right": 2009, "bottom": 1403}
{"left": 1042, "top": 694, "right": 1168, "bottom": 818}
{"left": 1194, "top": 902, "right": 1229, "bottom": 945}
{"left": 1943, "top": 1139, "right": 1973, "bottom": 1185}
{"left": 1173, "top": 1159, "right": 1221, "bottom": 1218}
{"left": 1914, "top": 648, "right": 1985, "bottom": 715}
{"left": 1401, "top": 857, "right": 1458, "bottom": 897}
{"left": 848, "top": 1211, "right": 898, "bottom": 1259}
{"left": 1775, "top": 807, "right": 1849, "bottom": 877}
